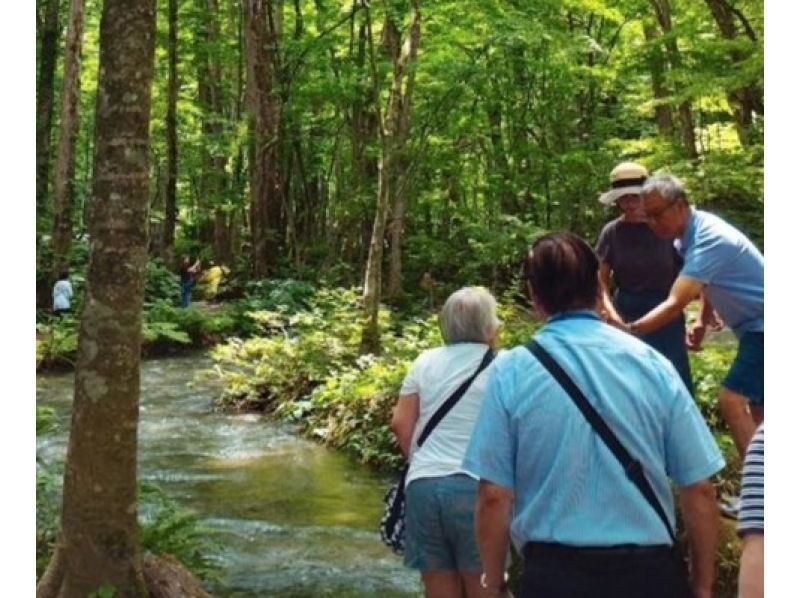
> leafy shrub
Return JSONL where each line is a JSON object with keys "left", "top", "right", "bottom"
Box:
{"left": 138, "top": 484, "right": 222, "bottom": 583}
{"left": 145, "top": 259, "right": 181, "bottom": 306}
{"left": 36, "top": 317, "right": 79, "bottom": 368}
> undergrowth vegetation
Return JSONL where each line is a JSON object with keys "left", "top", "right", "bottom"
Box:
{"left": 206, "top": 286, "right": 742, "bottom": 595}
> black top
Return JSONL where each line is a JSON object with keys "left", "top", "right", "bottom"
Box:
{"left": 596, "top": 219, "right": 682, "bottom": 294}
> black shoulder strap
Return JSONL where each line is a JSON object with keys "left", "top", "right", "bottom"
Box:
{"left": 416, "top": 347, "right": 496, "bottom": 448}
{"left": 526, "top": 340, "right": 677, "bottom": 544}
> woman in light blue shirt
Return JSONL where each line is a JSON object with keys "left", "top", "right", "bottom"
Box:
{"left": 52, "top": 271, "right": 73, "bottom": 316}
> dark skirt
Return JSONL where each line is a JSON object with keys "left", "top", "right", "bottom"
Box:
{"left": 614, "top": 289, "right": 693, "bottom": 395}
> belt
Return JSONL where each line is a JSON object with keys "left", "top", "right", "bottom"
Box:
{"left": 523, "top": 542, "right": 674, "bottom": 559}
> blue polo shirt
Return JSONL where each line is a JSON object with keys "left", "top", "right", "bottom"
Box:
{"left": 677, "top": 209, "right": 763, "bottom": 337}
{"left": 463, "top": 311, "right": 723, "bottom": 549}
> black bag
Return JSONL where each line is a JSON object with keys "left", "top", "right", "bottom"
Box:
{"left": 379, "top": 464, "right": 409, "bottom": 554}
{"left": 380, "top": 348, "right": 495, "bottom": 554}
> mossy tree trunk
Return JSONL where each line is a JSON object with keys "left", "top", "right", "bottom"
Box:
{"left": 36, "top": 0, "right": 62, "bottom": 242}
{"left": 51, "top": 0, "right": 87, "bottom": 278}
{"left": 35, "top": 0, "right": 157, "bottom": 595}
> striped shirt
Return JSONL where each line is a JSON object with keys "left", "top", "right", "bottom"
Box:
{"left": 738, "top": 423, "right": 764, "bottom": 536}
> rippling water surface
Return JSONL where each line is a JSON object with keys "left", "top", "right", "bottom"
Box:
{"left": 36, "top": 354, "right": 421, "bottom": 597}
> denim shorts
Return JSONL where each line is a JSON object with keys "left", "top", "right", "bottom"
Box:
{"left": 723, "top": 331, "right": 764, "bottom": 406}
{"left": 403, "top": 474, "right": 481, "bottom": 572}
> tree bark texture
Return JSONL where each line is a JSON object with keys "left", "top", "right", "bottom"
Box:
{"left": 36, "top": 0, "right": 62, "bottom": 238}
{"left": 199, "top": 0, "right": 234, "bottom": 266}
{"left": 361, "top": 0, "right": 421, "bottom": 353}
{"left": 650, "top": 0, "right": 698, "bottom": 159}
{"left": 51, "top": 0, "right": 87, "bottom": 277}
{"left": 36, "top": 0, "right": 157, "bottom": 596}
{"left": 643, "top": 19, "right": 674, "bottom": 137}
{"left": 244, "top": 0, "right": 282, "bottom": 278}
{"left": 162, "top": 0, "right": 179, "bottom": 267}
{"left": 703, "top": 0, "right": 763, "bottom": 145}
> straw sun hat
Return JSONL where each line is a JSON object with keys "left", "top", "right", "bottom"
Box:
{"left": 598, "top": 162, "right": 649, "bottom": 206}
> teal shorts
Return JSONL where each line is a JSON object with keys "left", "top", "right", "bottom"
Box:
{"left": 723, "top": 331, "right": 764, "bottom": 406}
{"left": 403, "top": 474, "right": 481, "bottom": 572}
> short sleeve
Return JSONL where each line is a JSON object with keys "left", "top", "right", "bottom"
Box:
{"left": 738, "top": 424, "right": 764, "bottom": 536}
{"left": 680, "top": 235, "right": 726, "bottom": 284}
{"left": 399, "top": 352, "right": 426, "bottom": 396}
{"left": 462, "top": 364, "right": 515, "bottom": 489}
{"left": 662, "top": 362, "right": 725, "bottom": 486}
{"left": 596, "top": 221, "right": 615, "bottom": 264}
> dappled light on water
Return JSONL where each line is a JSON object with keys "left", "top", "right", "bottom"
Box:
{"left": 37, "top": 353, "right": 421, "bottom": 597}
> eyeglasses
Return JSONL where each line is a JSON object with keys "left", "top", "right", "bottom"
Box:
{"left": 645, "top": 201, "right": 677, "bottom": 222}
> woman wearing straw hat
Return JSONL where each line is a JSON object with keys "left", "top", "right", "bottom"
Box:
{"left": 595, "top": 162, "right": 693, "bottom": 393}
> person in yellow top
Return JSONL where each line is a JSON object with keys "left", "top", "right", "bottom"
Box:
{"left": 198, "top": 262, "right": 229, "bottom": 300}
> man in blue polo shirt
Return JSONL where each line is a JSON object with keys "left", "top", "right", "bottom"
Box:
{"left": 465, "top": 232, "right": 722, "bottom": 598}
{"left": 627, "top": 174, "right": 763, "bottom": 458}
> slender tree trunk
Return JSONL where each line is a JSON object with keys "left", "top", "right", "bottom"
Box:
{"left": 36, "top": 0, "right": 62, "bottom": 240}
{"left": 36, "top": 0, "right": 157, "bottom": 596}
{"left": 197, "top": 0, "right": 234, "bottom": 266}
{"left": 51, "top": 0, "right": 87, "bottom": 277}
{"left": 162, "top": 0, "right": 179, "bottom": 267}
{"left": 643, "top": 19, "right": 674, "bottom": 137}
{"left": 651, "top": 0, "right": 698, "bottom": 159}
{"left": 361, "top": 0, "right": 421, "bottom": 353}
{"left": 703, "top": 0, "right": 763, "bottom": 145}
{"left": 244, "top": 0, "right": 282, "bottom": 278}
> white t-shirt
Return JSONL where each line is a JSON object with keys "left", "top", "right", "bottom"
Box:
{"left": 53, "top": 279, "right": 73, "bottom": 310}
{"left": 400, "top": 342, "right": 495, "bottom": 487}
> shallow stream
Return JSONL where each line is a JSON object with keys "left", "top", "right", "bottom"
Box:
{"left": 36, "top": 354, "right": 421, "bottom": 597}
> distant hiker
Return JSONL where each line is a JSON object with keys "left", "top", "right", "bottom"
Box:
{"left": 391, "top": 286, "right": 500, "bottom": 598}
{"left": 465, "top": 232, "right": 723, "bottom": 598}
{"left": 596, "top": 162, "right": 693, "bottom": 394}
{"left": 199, "top": 262, "right": 229, "bottom": 301}
{"left": 420, "top": 271, "right": 436, "bottom": 307}
{"left": 179, "top": 256, "right": 201, "bottom": 309}
{"left": 627, "top": 174, "right": 763, "bottom": 458}
{"left": 52, "top": 271, "right": 73, "bottom": 316}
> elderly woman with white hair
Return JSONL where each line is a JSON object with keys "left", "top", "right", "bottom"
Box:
{"left": 391, "top": 286, "right": 500, "bottom": 598}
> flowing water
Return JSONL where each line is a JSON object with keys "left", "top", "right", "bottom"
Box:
{"left": 36, "top": 354, "right": 421, "bottom": 597}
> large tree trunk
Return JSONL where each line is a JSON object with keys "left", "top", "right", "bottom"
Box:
{"left": 35, "top": 0, "right": 157, "bottom": 596}
{"left": 51, "top": 0, "right": 87, "bottom": 278}
{"left": 361, "top": 0, "right": 421, "bottom": 353}
{"left": 650, "top": 0, "right": 698, "bottom": 159}
{"left": 162, "top": 0, "right": 179, "bottom": 267}
{"left": 244, "top": 0, "right": 282, "bottom": 278}
{"left": 36, "top": 0, "right": 62, "bottom": 241}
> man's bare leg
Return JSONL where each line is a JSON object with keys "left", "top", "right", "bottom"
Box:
{"left": 719, "top": 387, "right": 757, "bottom": 458}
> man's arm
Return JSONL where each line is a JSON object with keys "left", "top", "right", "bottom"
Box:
{"left": 629, "top": 275, "right": 704, "bottom": 336}
{"left": 476, "top": 480, "right": 513, "bottom": 597}
{"left": 678, "top": 480, "right": 719, "bottom": 598}
{"left": 389, "top": 394, "right": 419, "bottom": 458}
{"left": 686, "top": 291, "right": 715, "bottom": 350}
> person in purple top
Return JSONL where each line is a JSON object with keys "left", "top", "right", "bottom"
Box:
{"left": 596, "top": 162, "right": 693, "bottom": 394}
{"left": 626, "top": 174, "right": 763, "bottom": 458}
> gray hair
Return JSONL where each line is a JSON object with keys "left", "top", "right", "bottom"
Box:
{"left": 641, "top": 173, "right": 689, "bottom": 205}
{"left": 440, "top": 286, "right": 501, "bottom": 344}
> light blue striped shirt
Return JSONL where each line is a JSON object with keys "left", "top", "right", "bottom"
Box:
{"left": 463, "top": 311, "right": 724, "bottom": 549}
{"left": 678, "top": 209, "right": 763, "bottom": 337}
